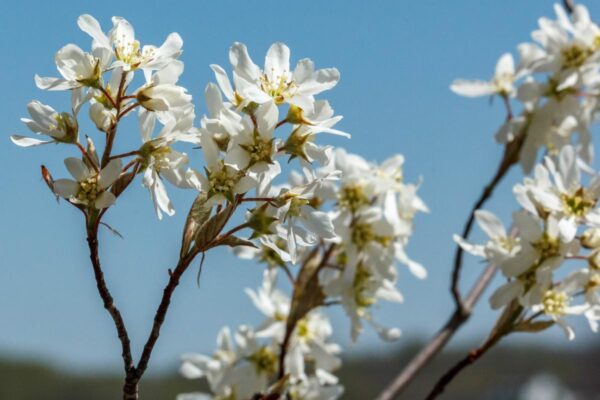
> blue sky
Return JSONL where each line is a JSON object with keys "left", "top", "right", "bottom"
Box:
{"left": 2, "top": 0, "right": 600, "bottom": 375}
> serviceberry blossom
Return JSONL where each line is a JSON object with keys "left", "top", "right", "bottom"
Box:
{"left": 452, "top": 3, "right": 600, "bottom": 172}
{"left": 14, "top": 12, "right": 429, "bottom": 400}
{"left": 456, "top": 146, "right": 600, "bottom": 340}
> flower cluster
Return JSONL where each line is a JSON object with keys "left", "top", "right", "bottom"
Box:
{"left": 456, "top": 145, "right": 600, "bottom": 339}
{"left": 179, "top": 147, "right": 427, "bottom": 399}
{"left": 452, "top": 3, "right": 600, "bottom": 342}
{"left": 452, "top": 3, "right": 600, "bottom": 172}
{"left": 13, "top": 14, "right": 427, "bottom": 400}
{"left": 12, "top": 14, "right": 194, "bottom": 218}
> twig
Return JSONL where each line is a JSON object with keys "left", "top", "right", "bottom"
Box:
{"left": 118, "top": 102, "right": 140, "bottom": 120}
{"left": 110, "top": 150, "right": 140, "bottom": 160}
{"left": 98, "top": 86, "right": 118, "bottom": 109}
{"left": 85, "top": 225, "right": 134, "bottom": 376}
{"left": 76, "top": 142, "right": 99, "bottom": 173}
{"left": 132, "top": 252, "right": 197, "bottom": 382}
{"left": 275, "top": 119, "right": 287, "bottom": 129}
{"left": 451, "top": 127, "right": 525, "bottom": 314}
{"left": 375, "top": 263, "right": 498, "bottom": 400}
{"left": 424, "top": 335, "right": 499, "bottom": 400}
{"left": 450, "top": 159, "right": 508, "bottom": 314}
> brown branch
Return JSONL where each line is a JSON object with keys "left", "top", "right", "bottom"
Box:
{"left": 375, "top": 262, "right": 497, "bottom": 400}
{"left": 98, "top": 86, "right": 118, "bottom": 109}
{"left": 85, "top": 224, "right": 134, "bottom": 376}
{"left": 424, "top": 335, "right": 499, "bottom": 400}
{"left": 130, "top": 199, "right": 242, "bottom": 389}
{"left": 450, "top": 161, "right": 507, "bottom": 313}
{"left": 424, "top": 302, "right": 523, "bottom": 399}
{"left": 451, "top": 128, "right": 524, "bottom": 313}
{"left": 132, "top": 252, "right": 197, "bottom": 382}
{"left": 110, "top": 150, "right": 140, "bottom": 160}
{"left": 76, "top": 142, "right": 99, "bottom": 173}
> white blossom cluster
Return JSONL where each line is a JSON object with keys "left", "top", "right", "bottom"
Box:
{"left": 11, "top": 14, "right": 195, "bottom": 218}
{"left": 456, "top": 145, "right": 600, "bottom": 339}
{"left": 453, "top": 3, "right": 600, "bottom": 341}
{"left": 452, "top": 3, "right": 600, "bottom": 172}
{"left": 12, "top": 14, "right": 427, "bottom": 400}
{"left": 178, "top": 146, "right": 428, "bottom": 399}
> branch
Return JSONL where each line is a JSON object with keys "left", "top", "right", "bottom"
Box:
{"left": 451, "top": 130, "right": 524, "bottom": 313}
{"left": 424, "top": 301, "right": 523, "bottom": 399}
{"left": 375, "top": 262, "right": 497, "bottom": 400}
{"left": 424, "top": 335, "right": 498, "bottom": 400}
{"left": 133, "top": 252, "right": 197, "bottom": 380}
{"left": 85, "top": 224, "right": 134, "bottom": 375}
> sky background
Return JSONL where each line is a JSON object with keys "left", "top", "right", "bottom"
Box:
{"left": 1, "top": 0, "right": 600, "bottom": 376}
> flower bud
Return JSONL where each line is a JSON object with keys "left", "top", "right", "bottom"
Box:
{"left": 582, "top": 228, "right": 600, "bottom": 249}
{"left": 136, "top": 84, "right": 191, "bottom": 112}
{"left": 286, "top": 104, "right": 313, "bottom": 125}
{"left": 89, "top": 103, "right": 115, "bottom": 132}
{"left": 589, "top": 250, "right": 600, "bottom": 270}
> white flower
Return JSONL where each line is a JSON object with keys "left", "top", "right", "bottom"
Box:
{"left": 53, "top": 158, "right": 122, "bottom": 209}
{"left": 187, "top": 128, "right": 257, "bottom": 204}
{"left": 454, "top": 210, "right": 519, "bottom": 265}
{"left": 531, "top": 270, "right": 590, "bottom": 340}
{"left": 139, "top": 123, "right": 190, "bottom": 219}
{"left": 77, "top": 14, "right": 183, "bottom": 74}
{"left": 212, "top": 42, "right": 340, "bottom": 115}
{"left": 224, "top": 102, "right": 280, "bottom": 176}
{"left": 451, "top": 53, "right": 518, "bottom": 97}
{"left": 245, "top": 269, "right": 290, "bottom": 341}
{"left": 35, "top": 43, "right": 109, "bottom": 91}
{"left": 11, "top": 101, "right": 79, "bottom": 147}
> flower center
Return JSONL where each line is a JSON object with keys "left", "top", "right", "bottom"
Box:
{"left": 561, "top": 44, "right": 591, "bottom": 70}
{"left": 114, "top": 38, "right": 154, "bottom": 69}
{"left": 248, "top": 346, "right": 278, "bottom": 375}
{"left": 259, "top": 71, "right": 297, "bottom": 105}
{"left": 77, "top": 176, "right": 101, "bottom": 205}
{"left": 353, "top": 264, "right": 376, "bottom": 309}
{"left": 561, "top": 187, "right": 596, "bottom": 217}
{"left": 542, "top": 290, "right": 569, "bottom": 317}
{"left": 240, "top": 133, "right": 274, "bottom": 166}
{"left": 532, "top": 232, "right": 561, "bottom": 259}
{"left": 339, "top": 185, "right": 370, "bottom": 213}
{"left": 207, "top": 162, "right": 244, "bottom": 201}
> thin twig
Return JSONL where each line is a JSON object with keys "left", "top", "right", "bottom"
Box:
{"left": 275, "top": 119, "right": 287, "bottom": 129}
{"left": 110, "top": 150, "right": 140, "bottom": 160}
{"left": 85, "top": 225, "right": 134, "bottom": 375}
{"left": 375, "top": 263, "right": 498, "bottom": 400}
{"left": 450, "top": 160, "right": 508, "bottom": 313}
{"left": 424, "top": 335, "right": 498, "bottom": 400}
{"left": 118, "top": 102, "right": 140, "bottom": 120}
{"left": 98, "top": 86, "right": 118, "bottom": 109}
{"left": 133, "top": 252, "right": 197, "bottom": 381}
{"left": 76, "top": 142, "right": 99, "bottom": 173}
